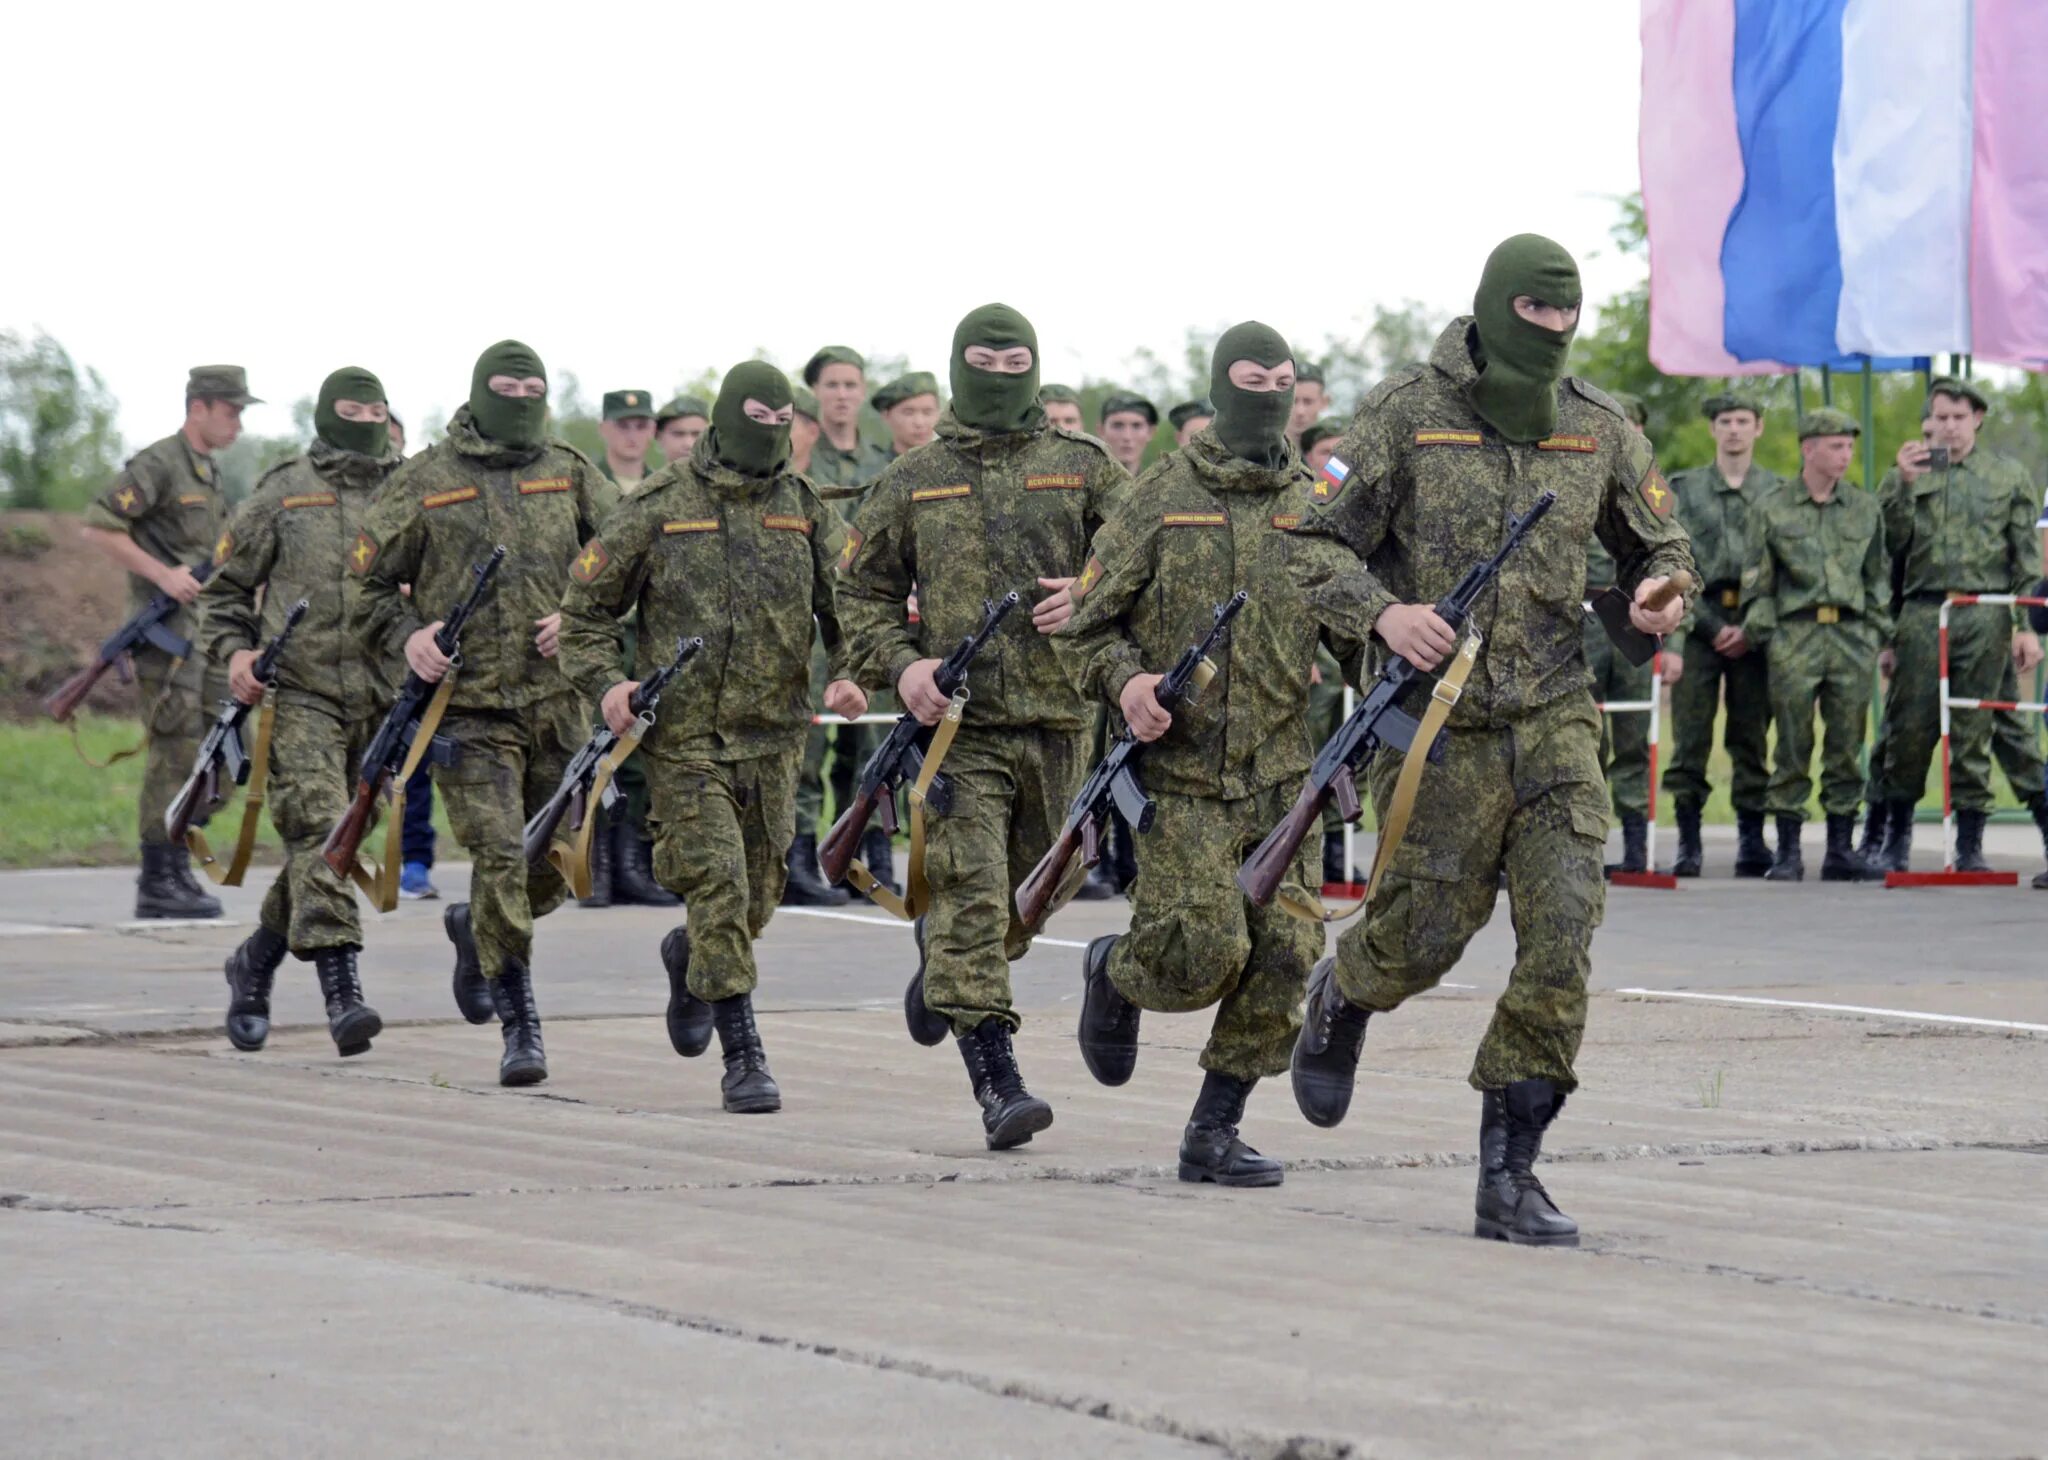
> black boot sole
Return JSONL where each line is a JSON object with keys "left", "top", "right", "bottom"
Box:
{"left": 445, "top": 906, "right": 494, "bottom": 1025}
{"left": 1078, "top": 936, "right": 1138, "bottom": 1087}
{"left": 985, "top": 1098, "right": 1054, "bottom": 1151}
{"left": 330, "top": 1005, "right": 381, "bottom": 1055}
{"left": 904, "top": 921, "right": 949, "bottom": 1047}
{"left": 1177, "top": 1160, "right": 1284, "bottom": 1188}
{"left": 1473, "top": 1216, "right": 1580, "bottom": 1247}
{"left": 499, "top": 1057, "right": 548, "bottom": 1087}
{"left": 723, "top": 1085, "right": 783, "bottom": 1114}
{"left": 136, "top": 899, "right": 223, "bottom": 920}
{"left": 662, "top": 929, "right": 713, "bottom": 1057}
{"left": 225, "top": 1023, "right": 269, "bottom": 1052}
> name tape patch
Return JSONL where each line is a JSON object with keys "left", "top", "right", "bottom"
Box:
{"left": 519, "top": 477, "right": 570, "bottom": 495}
{"left": 1413, "top": 429, "right": 1484, "bottom": 448}
{"left": 662, "top": 519, "right": 720, "bottom": 535}
{"left": 911, "top": 483, "right": 973, "bottom": 502}
{"left": 1271, "top": 513, "right": 1301, "bottom": 530}
{"left": 762, "top": 514, "right": 812, "bottom": 534}
{"left": 1162, "top": 512, "right": 1227, "bottom": 527}
{"left": 280, "top": 491, "right": 336, "bottom": 509}
{"left": 177, "top": 492, "right": 212, "bottom": 506}
{"left": 1025, "top": 472, "right": 1085, "bottom": 491}
{"left": 422, "top": 485, "right": 479, "bottom": 510}
{"left": 1536, "top": 434, "right": 1598, "bottom": 454}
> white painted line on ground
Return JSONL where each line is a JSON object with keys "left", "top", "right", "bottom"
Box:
{"left": 114, "top": 919, "right": 238, "bottom": 931}
{"left": 0, "top": 922, "right": 87, "bottom": 937}
{"left": 777, "top": 904, "right": 1093, "bottom": 949}
{"left": 1617, "top": 987, "right": 2048, "bottom": 1033}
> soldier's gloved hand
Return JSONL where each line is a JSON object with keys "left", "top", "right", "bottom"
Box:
{"left": 897, "top": 658, "right": 950, "bottom": 726}
{"left": 1120, "top": 673, "right": 1173, "bottom": 742}
{"left": 601, "top": 681, "right": 640, "bottom": 736}
{"left": 157, "top": 563, "right": 204, "bottom": 605}
{"left": 534, "top": 612, "right": 562, "bottom": 658}
{"left": 1032, "top": 576, "right": 1075, "bottom": 634}
{"left": 405, "top": 621, "right": 453, "bottom": 683}
{"left": 824, "top": 679, "right": 868, "bottom": 720}
{"left": 2014, "top": 631, "right": 2044, "bottom": 675}
{"left": 1630, "top": 577, "right": 1685, "bottom": 636}
{"left": 1376, "top": 603, "right": 1457, "bottom": 671}
{"left": 227, "top": 649, "right": 265, "bottom": 706}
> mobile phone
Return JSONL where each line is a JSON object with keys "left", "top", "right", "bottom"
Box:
{"left": 1925, "top": 445, "right": 1951, "bottom": 470}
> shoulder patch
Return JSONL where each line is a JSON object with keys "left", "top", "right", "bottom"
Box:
{"left": 105, "top": 482, "right": 147, "bottom": 517}
{"left": 519, "top": 476, "right": 570, "bottom": 496}
{"left": 662, "top": 519, "right": 720, "bottom": 535}
{"left": 1535, "top": 435, "right": 1598, "bottom": 454}
{"left": 1073, "top": 556, "right": 1104, "bottom": 599}
{"left": 911, "top": 483, "right": 972, "bottom": 502}
{"left": 571, "top": 538, "right": 610, "bottom": 583}
{"left": 837, "top": 525, "right": 865, "bottom": 573}
{"left": 1311, "top": 452, "right": 1351, "bottom": 502}
{"left": 280, "top": 491, "right": 337, "bottom": 509}
{"left": 1413, "top": 429, "right": 1484, "bottom": 448}
{"left": 762, "top": 513, "right": 812, "bottom": 534}
{"left": 1162, "top": 512, "right": 1227, "bottom": 527}
{"left": 347, "top": 530, "right": 379, "bottom": 576}
{"left": 212, "top": 530, "right": 234, "bottom": 566}
{"left": 423, "top": 485, "right": 479, "bottom": 510}
{"left": 1640, "top": 468, "right": 1675, "bottom": 517}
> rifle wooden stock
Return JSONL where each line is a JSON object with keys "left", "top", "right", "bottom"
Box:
{"left": 164, "top": 765, "right": 216, "bottom": 844}
{"left": 818, "top": 787, "right": 879, "bottom": 885}
{"left": 322, "top": 776, "right": 384, "bottom": 876}
{"left": 44, "top": 661, "right": 110, "bottom": 723}
{"left": 1236, "top": 783, "right": 1329, "bottom": 908}
{"left": 1015, "top": 820, "right": 1087, "bottom": 930}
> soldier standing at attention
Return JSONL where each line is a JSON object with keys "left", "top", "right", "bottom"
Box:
{"left": 1287, "top": 361, "right": 1329, "bottom": 449}
{"left": 202, "top": 367, "right": 399, "bottom": 1056}
{"left": 1039, "top": 384, "right": 1086, "bottom": 434}
{"left": 561, "top": 362, "right": 866, "bottom": 1113}
{"left": 1663, "top": 391, "right": 1782, "bottom": 878}
{"left": 80, "top": 365, "right": 257, "bottom": 920}
{"left": 803, "top": 345, "right": 892, "bottom": 488}
{"left": 654, "top": 395, "right": 710, "bottom": 469}
{"left": 839, "top": 302, "right": 1127, "bottom": 1149}
{"left": 595, "top": 390, "right": 658, "bottom": 491}
{"left": 1057, "top": 323, "right": 1330, "bottom": 1186}
{"left": 1740, "top": 408, "right": 1890, "bottom": 882}
{"left": 353, "top": 340, "right": 618, "bottom": 1087}
{"left": 872, "top": 372, "right": 942, "bottom": 460}
{"left": 1285, "top": 236, "right": 1694, "bottom": 1244}
{"left": 1169, "top": 398, "right": 1215, "bottom": 448}
{"left": 1098, "top": 392, "right": 1158, "bottom": 478}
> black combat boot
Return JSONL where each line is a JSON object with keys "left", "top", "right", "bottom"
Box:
{"left": 781, "top": 832, "right": 849, "bottom": 907}
{"left": 957, "top": 1019, "right": 1054, "bottom": 1150}
{"left": 223, "top": 925, "right": 288, "bottom": 1052}
{"left": 861, "top": 826, "right": 899, "bottom": 896}
{"left": 1322, "top": 828, "right": 1348, "bottom": 886}
{"left": 577, "top": 807, "right": 613, "bottom": 907}
{"left": 2028, "top": 792, "right": 2048, "bottom": 890}
{"left": 1077, "top": 934, "right": 1139, "bottom": 1086}
{"left": 135, "top": 843, "right": 222, "bottom": 919}
{"left": 1073, "top": 858, "right": 1117, "bottom": 900}
{"left": 903, "top": 916, "right": 950, "bottom": 1046}
{"left": 1474, "top": 1079, "right": 1578, "bottom": 1246}
{"left": 1733, "top": 811, "right": 1772, "bottom": 878}
{"left": 661, "top": 926, "right": 713, "bottom": 1057}
{"left": 1178, "top": 1072, "right": 1284, "bottom": 1188}
{"left": 1821, "top": 813, "right": 1884, "bottom": 882}
{"left": 613, "top": 819, "right": 679, "bottom": 907}
{"left": 444, "top": 903, "right": 495, "bottom": 1024}
{"left": 1857, "top": 799, "right": 1890, "bottom": 865}
{"left": 1290, "top": 958, "right": 1371, "bottom": 1129}
{"left": 1881, "top": 800, "right": 1917, "bottom": 873}
{"left": 313, "top": 947, "right": 381, "bottom": 1056}
{"left": 1604, "top": 813, "right": 1648, "bottom": 876}
{"left": 493, "top": 959, "right": 548, "bottom": 1087}
{"left": 1763, "top": 815, "right": 1804, "bottom": 881}
{"left": 712, "top": 993, "right": 781, "bottom": 1113}
{"left": 1671, "top": 801, "right": 1703, "bottom": 878}
{"left": 1953, "top": 809, "right": 1992, "bottom": 873}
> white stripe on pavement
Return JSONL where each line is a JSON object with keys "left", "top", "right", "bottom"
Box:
{"left": 1617, "top": 987, "right": 2048, "bottom": 1033}
{"left": 777, "top": 904, "right": 1092, "bottom": 949}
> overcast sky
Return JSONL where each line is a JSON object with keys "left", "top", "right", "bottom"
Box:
{"left": 4, "top": 0, "right": 1647, "bottom": 446}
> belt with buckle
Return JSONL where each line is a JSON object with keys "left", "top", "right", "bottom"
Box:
{"left": 1786, "top": 605, "right": 1851, "bottom": 624}
{"left": 1719, "top": 588, "right": 1740, "bottom": 609}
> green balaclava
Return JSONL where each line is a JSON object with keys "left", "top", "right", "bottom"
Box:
{"left": 468, "top": 339, "right": 549, "bottom": 448}
{"left": 1468, "top": 233, "right": 1582, "bottom": 443}
{"left": 1209, "top": 321, "right": 1295, "bottom": 466}
{"left": 709, "top": 360, "right": 793, "bottom": 477}
{"left": 315, "top": 366, "right": 388, "bottom": 457}
{"left": 949, "top": 303, "right": 1043, "bottom": 435}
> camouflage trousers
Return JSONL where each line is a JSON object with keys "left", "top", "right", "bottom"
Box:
{"left": 649, "top": 748, "right": 800, "bottom": 1002}
{"left": 1764, "top": 621, "right": 1877, "bottom": 820}
{"left": 1663, "top": 628, "right": 1771, "bottom": 813}
{"left": 1865, "top": 653, "right": 2045, "bottom": 806}
{"left": 255, "top": 698, "right": 378, "bottom": 954}
{"left": 919, "top": 721, "right": 1091, "bottom": 1037}
{"left": 135, "top": 645, "right": 230, "bottom": 847}
{"left": 1333, "top": 694, "right": 1608, "bottom": 1092}
{"left": 433, "top": 693, "right": 583, "bottom": 977}
{"left": 1883, "top": 600, "right": 2042, "bottom": 810}
{"left": 1109, "top": 783, "right": 1322, "bottom": 1081}
{"left": 1583, "top": 616, "right": 1653, "bottom": 819}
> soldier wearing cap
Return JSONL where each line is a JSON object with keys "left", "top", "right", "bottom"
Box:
{"left": 790, "top": 386, "right": 822, "bottom": 475}
{"left": 1662, "top": 388, "right": 1784, "bottom": 878}
{"left": 80, "top": 364, "right": 258, "bottom": 919}
{"left": 655, "top": 395, "right": 710, "bottom": 468}
{"left": 1040, "top": 383, "right": 1085, "bottom": 434}
{"left": 1741, "top": 408, "right": 1889, "bottom": 882}
{"left": 872, "top": 371, "right": 942, "bottom": 459}
{"left": 1170, "top": 398, "right": 1215, "bottom": 448}
{"left": 802, "top": 345, "right": 891, "bottom": 489}
{"left": 1098, "top": 391, "right": 1159, "bottom": 476}
{"left": 1288, "top": 361, "right": 1329, "bottom": 447}
{"left": 1874, "top": 376, "right": 2048, "bottom": 878}
{"left": 597, "top": 389, "right": 658, "bottom": 492}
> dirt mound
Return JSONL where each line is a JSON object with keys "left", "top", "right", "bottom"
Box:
{"left": 0, "top": 510, "right": 144, "bottom": 721}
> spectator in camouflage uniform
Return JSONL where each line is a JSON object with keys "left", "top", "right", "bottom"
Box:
{"left": 872, "top": 372, "right": 941, "bottom": 459}
{"left": 1039, "top": 383, "right": 1085, "bottom": 434}
{"left": 1288, "top": 361, "right": 1330, "bottom": 448}
{"left": 654, "top": 395, "right": 710, "bottom": 470}
{"left": 1097, "top": 391, "right": 1158, "bottom": 477}
{"left": 1169, "top": 398, "right": 1215, "bottom": 448}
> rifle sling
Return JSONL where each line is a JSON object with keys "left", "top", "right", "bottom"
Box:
{"left": 847, "top": 686, "right": 968, "bottom": 922}
{"left": 65, "top": 653, "right": 184, "bottom": 770}
{"left": 1280, "top": 632, "right": 1481, "bottom": 925}
{"left": 547, "top": 719, "right": 649, "bottom": 899}
{"left": 187, "top": 690, "right": 277, "bottom": 887}
{"left": 346, "top": 672, "right": 459, "bottom": 912}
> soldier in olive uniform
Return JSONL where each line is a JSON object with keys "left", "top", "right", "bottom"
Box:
{"left": 80, "top": 365, "right": 256, "bottom": 919}
{"left": 1040, "top": 384, "right": 1085, "bottom": 434}
{"left": 873, "top": 372, "right": 942, "bottom": 459}
{"left": 1056, "top": 323, "right": 1331, "bottom": 1187}
{"left": 1740, "top": 408, "right": 1890, "bottom": 882}
{"left": 655, "top": 395, "right": 710, "bottom": 469}
{"left": 1098, "top": 391, "right": 1158, "bottom": 477}
{"left": 790, "top": 386, "right": 822, "bottom": 475}
{"left": 1662, "top": 391, "right": 1783, "bottom": 877}
{"left": 353, "top": 340, "right": 618, "bottom": 1087}
{"left": 201, "top": 367, "right": 398, "bottom": 1057}
{"left": 839, "top": 302, "right": 1128, "bottom": 1149}
{"left": 1875, "top": 377, "right": 2048, "bottom": 875}
{"left": 561, "top": 362, "right": 867, "bottom": 1113}
{"left": 1286, "top": 236, "right": 1694, "bottom": 1244}
{"left": 803, "top": 345, "right": 893, "bottom": 488}
{"left": 596, "top": 389, "right": 658, "bottom": 491}
{"left": 1288, "top": 362, "right": 1330, "bottom": 449}
{"left": 1169, "top": 398, "right": 1215, "bottom": 448}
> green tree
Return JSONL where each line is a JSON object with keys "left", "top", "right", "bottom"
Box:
{"left": 0, "top": 330, "right": 123, "bottom": 510}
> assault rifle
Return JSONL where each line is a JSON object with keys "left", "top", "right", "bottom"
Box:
{"left": 1015, "top": 590, "right": 1247, "bottom": 927}
{"left": 1236, "top": 491, "right": 1557, "bottom": 908}
{"left": 45, "top": 560, "right": 217, "bottom": 722}
{"left": 164, "top": 598, "right": 309, "bottom": 843}
{"left": 322, "top": 546, "right": 505, "bottom": 877}
{"left": 523, "top": 635, "right": 703, "bottom": 865}
{"left": 817, "top": 591, "right": 1021, "bottom": 886}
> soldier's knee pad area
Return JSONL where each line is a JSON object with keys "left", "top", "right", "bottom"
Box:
{"left": 1113, "top": 908, "right": 1246, "bottom": 1013}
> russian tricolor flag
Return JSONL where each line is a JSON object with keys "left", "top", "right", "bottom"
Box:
{"left": 1641, "top": 0, "right": 2048, "bottom": 373}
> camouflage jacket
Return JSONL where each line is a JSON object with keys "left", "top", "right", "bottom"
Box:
{"left": 199, "top": 442, "right": 401, "bottom": 714}
{"left": 809, "top": 432, "right": 893, "bottom": 493}
{"left": 838, "top": 411, "right": 1129, "bottom": 730}
{"left": 1287, "top": 318, "right": 1696, "bottom": 729}
{"left": 1055, "top": 429, "right": 1325, "bottom": 800}
{"left": 81, "top": 432, "right": 230, "bottom": 645}
{"left": 1667, "top": 459, "right": 1784, "bottom": 638}
{"left": 1740, "top": 477, "right": 1891, "bottom": 649}
{"left": 559, "top": 442, "right": 849, "bottom": 762}
{"left": 1878, "top": 447, "right": 2039, "bottom": 605}
{"left": 352, "top": 406, "right": 619, "bottom": 712}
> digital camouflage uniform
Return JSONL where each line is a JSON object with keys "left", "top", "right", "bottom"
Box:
{"left": 1742, "top": 477, "right": 1890, "bottom": 820}
{"left": 1054, "top": 429, "right": 1325, "bottom": 1079}
{"left": 352, "top": 406, "right": 618, "bottom": 979}
{"left": 1878, "top": 448, "right": 2043, "bottom": 810}
{"left": 1582, "top": 541, "right": 1652, "bottom": 819}
{"left": 1662, "top": 460, "right": 1782, "bottom": 815}
{"left": 82, "top": 433, "right": 232, "bottom": 843}
{"left": 1288, "top": 319, "right": 1695, "bottom": 1091}
{"left": 560, "top": 437, "right": 850, "bottom": 1000}
{"left": 596, "top": 451, "right": 655, "bottom": 836}
{"left": 839, "top": 411, "right": 1127, "bottom": 1034}
{"left": 799, "top": 444, "right": 894, "bottom": 839}
{"left": 199, "top": 441, "right": 399, "bottom": 952}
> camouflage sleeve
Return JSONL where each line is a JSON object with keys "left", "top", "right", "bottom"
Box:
{"left": 1053, "top": 488, "right": 1158, "bottom": 710}
{"left": 577, "top": 457, "right": 622, "bottom": 540}
{"left": 836, "top": 467, "right": 920, "bottom": 694}
{"left": 1738, "top": 513, "right": 1777, "bottom": 650}
{"left": 80, "top": 452, "right": 167, "bottom": 539}
{"left": 352, "top": 471, "right": 428, "bottom": 660}
{"left": 1863, "top": 504, "right": 1894, "bottom": 644}
{"left": 802, "top": 482, "right": 853, "bottom": 683}
{"left": 1876, "top": 468, "right": 1914, "bottom": 573}
{"left": 1286, "top": 394, "right": 1401, "bottom": 644}
{"left": 1084, "top": 450, "right": 1131, "bottom": 543}
{"left": 2005, "top": 468, "right": 2037, "bottom": 603}
{"left": 558, "top": 505, "right": 650, "bottom": 705}
{"left": 196, "top": 492, "right": 279, "bottom": 665}
{"left": 1595, "top": 430, "right": 1696, "bottom": 609}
